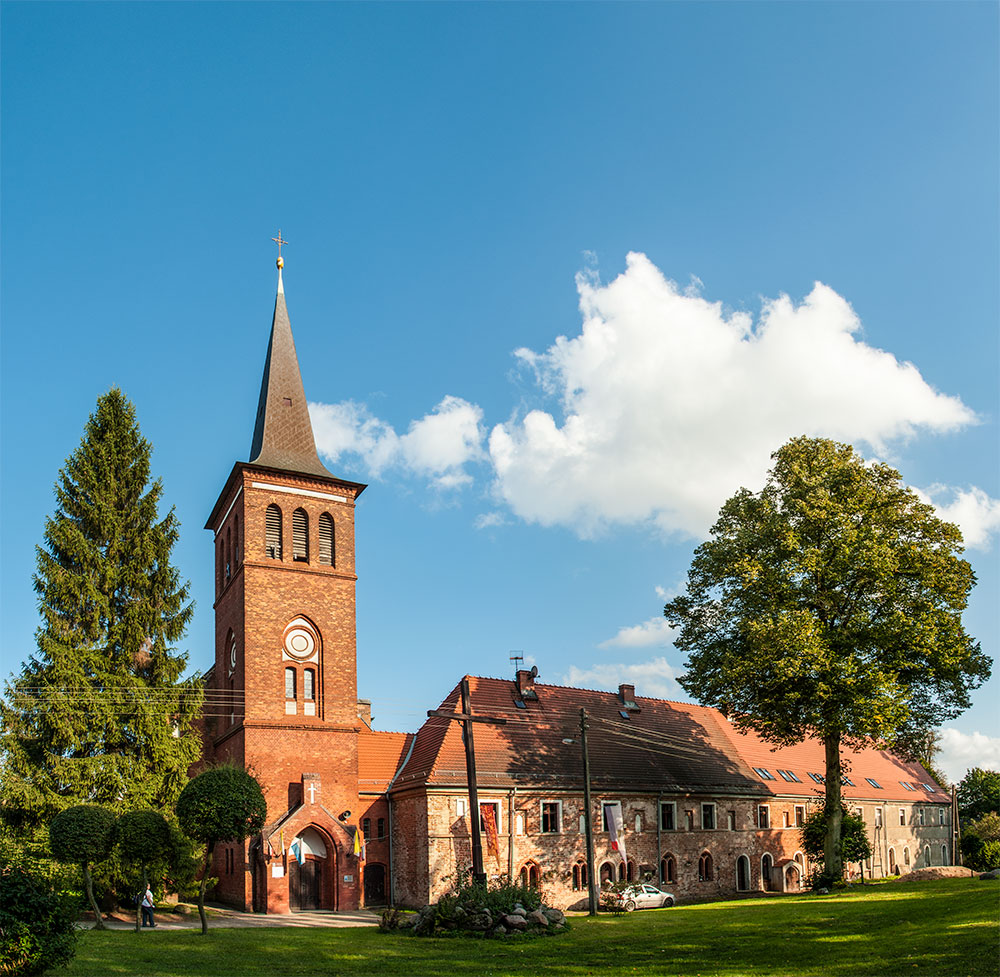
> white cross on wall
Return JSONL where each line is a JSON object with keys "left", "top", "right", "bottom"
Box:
{"left": 307, "top": 782, "right": 317, "bottom": 804}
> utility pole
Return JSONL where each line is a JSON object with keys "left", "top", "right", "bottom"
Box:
{"left": 580, "top": 707, "right": 598, "bottom": 916}
{"left": 427, "top": 678, "right": 506, "bottom": 886}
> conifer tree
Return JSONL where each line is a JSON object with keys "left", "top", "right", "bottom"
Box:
{"left": 0, "top": 389, "right": 203, "bottom": 832}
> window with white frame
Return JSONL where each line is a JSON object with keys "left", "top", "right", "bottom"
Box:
{"left": 456, "top": 798, "right": 467, "bottom": 817}
{"left": 702, "top": 803, "right": 716, "bottom": 830}
{"left": 660, "top": 801, "right": 676, "bottom": 831}
{"left": 601, "top": 801, "right": 622, "bottom": 832}
{"left": 918, "top": 808, "right": 925, "bottom": 826}
{"left": 875, "top": 808, "right": 883, "bottom": 828}
{"left": 938, "top": 808, "right": 946, "bottom": 825}
{"left": 794, "top": 805, "right": 805, "bottom": 828}
{"left": 540, "top": 801, "right": 561, "bottom": 833}
{"left": 757, "top": 805, "right": 770, "bottom": 829}
{"left": 479, "top": 801, "right": 502, "bottom": 834}
{"left": 899, "top": 808, "right": 906, "bottom": 826}
{"left": 515, "top": 813, "right": 525, "bottom": 836}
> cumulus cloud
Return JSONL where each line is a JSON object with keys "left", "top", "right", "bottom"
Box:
{"left": 310, "top": 396, "right": 485, "bottom": 489}
{"left": 599, "top": 616, "right": 676, "bottom": 649}
{"left": 916, "top": 485, "right": 1000, "bottom": 551}
{"left": 563, "top": 656, "right": 682, "bottom": 699}
{"left": 938, "top": 728, "right": 1000, "bottom": 783}
{"left": 488, "top": 252, "right": 978, "bottom": 538}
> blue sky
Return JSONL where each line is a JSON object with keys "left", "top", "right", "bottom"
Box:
{"left": 2, "top": 2, "right": 997, "bottom": 782}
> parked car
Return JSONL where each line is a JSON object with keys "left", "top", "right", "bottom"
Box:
{"left": 608, "top": 883, "right": 676, "bottom": 911}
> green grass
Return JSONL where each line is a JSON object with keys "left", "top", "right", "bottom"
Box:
{"left": 64, "top": 879, "right": 997, "bottom": 977}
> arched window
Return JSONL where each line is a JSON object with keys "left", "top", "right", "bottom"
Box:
{"left": 903, "top": 847, "right": 910, "bottom": 867}
{"left": 761, "top": 852, "right": 774, "bottom": 891}
{"left": 528, "top": 864, "right": 540, "bottom": 889}
{"left": 698, "top": 851, "right": 714, "bottom": 882}
{"left": 319, "top": 513, "right": 335, "bottom": 566}
{"left": 625, "top": 860, "right": 635, "bottom": 881}
{"left": 225, "top": 527, "right": 231, "bottom": 581}
{"left": 941, "top": 844, "right": 949, "bottom": 866}
{"left": 923, "top": 845, "right": 931, "bottom": 866}
{"left": 736, "top": 855, "right": 750, "bottom": 891}
{"left": 888, "top": 848, "right": 897, "bottom": 872}
{"left": 304, "top": 668, "right": 315, "bottom": 701}
{"left": 600, "top": 862, "right": 614, "bottom": 885}
{"left": 519, "top": 866, "right": 528, "bottom": 887}
{"left": 661, "top": 854, "right": 676, "bottom": 884}
{"left": 284, "top": 667, "right": 296, "bottom": 700}
{"left": 617, "top": 861, "right": 626, "bottom": 881}
{"left": 234, "top": 514, "right": 240, "bottom": 566}
{"left": 217, "top": 537, "right": 224, "bottom": 592}
{"left": 572, "top": 864, "right": 581, "bottom": 890}
{"left": 578, "top": 861, "right": 588, "bottom": 889}
{"left": 293, "top": 508, "right": 309, "bottom": 562}
{"left": 266, "top": 505, "right": 283, "bottom": 559}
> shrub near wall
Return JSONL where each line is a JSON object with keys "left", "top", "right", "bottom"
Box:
{"left": 0, "top": 861, "right": 77, "bottom": 977}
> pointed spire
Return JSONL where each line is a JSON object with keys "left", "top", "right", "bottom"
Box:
{"left": 248, "top": 259, "right": 333, "bottom": 479}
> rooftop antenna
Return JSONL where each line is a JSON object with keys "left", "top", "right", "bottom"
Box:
{"left": 509, "top": 651, "right": 524, "bottom": 676}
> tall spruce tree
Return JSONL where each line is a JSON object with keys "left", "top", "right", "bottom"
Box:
{"left": 0, "top": 389, "right": 202, "bottom": 832}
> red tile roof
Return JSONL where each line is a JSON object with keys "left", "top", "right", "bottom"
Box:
{"left": 389, "top": 676, "right": 947, "bottom": 804}
{"left": 358, "top": 729, "right": 415, "bottom": 793}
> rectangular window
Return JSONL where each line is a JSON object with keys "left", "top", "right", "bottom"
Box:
{"left": 479, "top": 801, "right": 502, "bottom": 834}
{"left": 660, "top": 801, "right": 676, "bottom": 831}
{"left": 783, "top": 810, "right": 790, "bottom": 828}
{"left": 541, "top": 801, "right": 561, "bottom": 833}
{"left": 843, "top": 776, "right": 855, "bottom": 787}
{"left": 752, "top": 767, "right": 776, "bottom": 781}
{"left": 899, "top": 809, "right": 906, "bottom": 826}
{"left": 918, "top": 808, "right": 925, "bottom": 826}
{"left": 807, "top": 772, "right": 825, "bottom": 784}
{"left": 701, "top": 803, "right": 716, "bottom": 830}
{"left": 795, "top": 805, "right": 805, "bottom": 827}
{"left": 758, "top": 805, "right": 770, "bottom": 829}
{"left": 939, "top": 808, "right": 945, "bottom": 826}
{"left": 377, "top": 818, "right": 385, "bottom": 840}
{"left": 601, "top": 801, "right": 622, "bottom": 832}
{"left": 456, "top": 798, "right": 466, "bottom": 816}
{"left": 875, "top": 808, "right": 883, "bottom": 828}
{"left": 901, "top": 781, "right": 916, "bottom": 791}
{"left": 515, "top": 813, "right": 525, "bottom": 835}
{"left": 284, "top": 667, "right": 296, "bottom": 700}
{"left": 304, "top": 668, "right": 315, "bottom": 701}
{"left": 727, "top": 810, "right": 736, "bottom": 831}
{"left": 866, "top": 778, "right": 882, "bottom": 789}
{"left": 685, "top": 810, "right": 695, "bottom": 831}
{"left": 362, "top": 818, "right": 371, "bottom": 841}
{"left": 777, "top": 769, "right": 802, "bottom": 783}
{"left": 921, "top": 783, "right": 936, "bottom": 793}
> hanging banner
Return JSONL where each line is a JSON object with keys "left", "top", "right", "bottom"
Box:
{"left": 480, "top": 803, "right": 501, "bottom": 870}
{"left": 604, "top": 803, "right": 628, "bottom": 867}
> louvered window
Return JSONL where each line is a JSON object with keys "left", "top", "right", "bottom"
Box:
{"left": 318, "top": 513, "right": 334, "bottom": 566}
{"left": 266, "top": 505, "right": 282, "bottom": 559}
{"left": 293, "top": 508, "right": 309, "bottom": 562}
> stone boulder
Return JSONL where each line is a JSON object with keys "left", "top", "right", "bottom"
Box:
{"left": 503, "top": 913, "right": 528, "bottom": 930}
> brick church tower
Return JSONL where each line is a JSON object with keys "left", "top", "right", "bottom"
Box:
{"left": 203, "top": 254, "right": 367, "bottom": 913}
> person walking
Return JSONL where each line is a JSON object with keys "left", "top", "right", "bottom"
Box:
{"left": 140, "top": 886, "right": 156, "bottom": 928}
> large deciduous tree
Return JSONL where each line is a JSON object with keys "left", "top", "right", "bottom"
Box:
{"left": 956, "top": 768, "right": 1000, "bottom": 822}
{"left": 177, "top": 766, "right": 267, "bottom": 934}
{"left": 665, "top": 437, "right": 989, "bottom": 883}
{"left": 0, "top": 389, "right": 202, "bottom": 835}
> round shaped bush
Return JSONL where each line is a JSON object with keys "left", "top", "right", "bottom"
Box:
{"left": 177, "top": 766, "right": 267, "bottom": 845}
{"left": 50, "top": 804, "right": 115, "bottom": 865}
{"left": 116, "top": 809, "right": 172, "bottom": 865}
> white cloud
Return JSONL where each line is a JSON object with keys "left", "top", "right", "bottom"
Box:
{"left": 938, "top": 728, "right": 1000, "bottom": 783}
{"left": 916, "top": 485, "right": 1000, "bottom": 551}
{"left": 488, "top": 252, "right": 978, "bottom": 538}
{"left": 599, "top": 616, "right": 676, "bottom": 649}
{"left": 474, "top": 511, "right": 508, "bottom": 530}
{"left": 310, "top": 396, "right": 485, "bottom": 490}
{"left": 563, "top": 656, "right": 682, "bottom": 699}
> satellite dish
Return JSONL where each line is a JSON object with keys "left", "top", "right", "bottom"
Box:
{"left": 530, "top": 665, "right": 539, "bottom": 678}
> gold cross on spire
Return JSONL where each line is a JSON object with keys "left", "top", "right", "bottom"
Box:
{"left": 272, "top": 229, "right": 289, "bottom": 268}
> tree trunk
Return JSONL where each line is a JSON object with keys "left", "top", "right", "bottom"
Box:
{"left": 135, "top": 867, "right": 146, "bottom": 933}
{"left": 823, "top": 731, "right": 844, "bottom": 883}
{"left": 82, "top": 863, "right": 105, "bottom": 930}
{"left": 197, "top": 842, "right": 213, "bottom": 935}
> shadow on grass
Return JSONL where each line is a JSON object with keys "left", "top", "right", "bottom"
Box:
{"left": 67, "top": 879, "right": 996, "bottom": 977}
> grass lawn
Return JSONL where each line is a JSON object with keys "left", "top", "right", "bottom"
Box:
{"left": 64, "top": 878, "right": 997, "bottom": 977}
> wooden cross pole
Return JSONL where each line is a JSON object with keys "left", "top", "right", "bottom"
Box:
{"left": 427, "top": 677, "right": 506, "bottom": 886}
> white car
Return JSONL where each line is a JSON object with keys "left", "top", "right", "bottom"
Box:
{"left": 613, "top": 883, "right": 676, "bottom": 911}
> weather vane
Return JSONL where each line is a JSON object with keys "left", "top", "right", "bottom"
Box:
{"left": 272, "top": 229, "right": 289, "bottom": 268}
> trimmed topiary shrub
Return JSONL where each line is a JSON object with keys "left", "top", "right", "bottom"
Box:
{"left": 49, "top": 805, "right": 115, "bottom": 929}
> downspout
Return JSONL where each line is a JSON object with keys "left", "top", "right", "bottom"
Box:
{"left": 384, "top": 734, "right": 417, "bottom": 907}
{"left": 656, "top": 791, "right": 663, "bottom": 883}
{"left": 508, "top": 788, "right": 516, "bottom": 880}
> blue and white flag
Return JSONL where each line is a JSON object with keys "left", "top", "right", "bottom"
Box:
{"left": 290, "top": 840, "right": 304, "bottom": 865}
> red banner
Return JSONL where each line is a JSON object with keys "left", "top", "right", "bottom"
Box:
{"left": 480, "top": 803, "right": 501, "bottom": 870}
